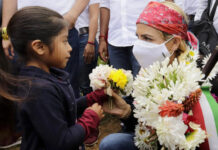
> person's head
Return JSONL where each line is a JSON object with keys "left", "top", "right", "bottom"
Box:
{"left": 133, "top": 1, "right": 198, "bottom": 68}
{"left": 7, "top": 6, "right": 72, "bottom": 71}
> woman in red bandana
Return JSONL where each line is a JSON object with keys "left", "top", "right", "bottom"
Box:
{"left": 100, "top": 1, "right": 217, "bottom": 150}
{"left": 133, "top": 1, "right": 198, "bottom": 68}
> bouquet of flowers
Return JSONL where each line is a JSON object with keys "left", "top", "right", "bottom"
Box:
{"left": 89, "top": 65, "right": 133, "bottom": 107}
{"left": 133, "top": 49, "right": 208, "bottom": 150}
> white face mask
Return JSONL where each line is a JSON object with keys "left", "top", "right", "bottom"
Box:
{"left": 133, "top": 36, "right": 174, "bottom": 68}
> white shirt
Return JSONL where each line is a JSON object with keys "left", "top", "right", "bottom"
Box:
{"left": 174, "top": 0, "right": 198, "bottom": 15}
{"left": 195, "top": 0, "right": 218, "bottom": 34}
{"left": 75, "top": 0, "right": 100, "bottom": 31}
{"left": 18, "top": 0, "right": 75, "bottom": 15}
{"left": 100, "top": 0, "right": 163, "bottom": 47}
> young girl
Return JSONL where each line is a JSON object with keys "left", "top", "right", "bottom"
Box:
{"left": 7, "top": 6, "right": 108, "bottom": 150}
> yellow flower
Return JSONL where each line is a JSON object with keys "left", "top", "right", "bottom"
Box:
{"left": 186, "top": 61, "right": 190, "bottom": 65}
{"left": 186, "top": 130, "right": 198, "bottom": 142}
{"left": 185, "top": 122, "right": 207, "bottom": 149}
{"left": 189, "top": 51, "right": 195, "bottom": 57}
{"left": 108, "top": 69, "right": 128, "bottom": 89}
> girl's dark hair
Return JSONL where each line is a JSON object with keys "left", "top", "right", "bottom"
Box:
{"left": 0, "top": 29, "right": 30, "bottom": 101}
{"left": 0, "top": 29, "right": 30, "bottom": 135}
{"left": 7, "top": 6, "right": 68, "bottom": 62}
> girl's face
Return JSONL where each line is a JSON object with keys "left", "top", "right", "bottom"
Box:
{"left": 136, "top": 24, "right": 179, "bottom": 54}
{"left": 47, "top": 27, "right": 72, "bottom": 69}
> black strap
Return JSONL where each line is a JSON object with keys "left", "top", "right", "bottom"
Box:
{"left": 208, "top": 0, "right": 212, "bottom": 10}
{"left": 209, "top": 0, "right": 218, "bottom": 21}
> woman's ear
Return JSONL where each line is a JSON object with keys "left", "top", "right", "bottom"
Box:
{"left": 166, "top": 36, "right": 182, "bottom": 54}
{"left": 171, "top": 36, "right": 181, "bottom": 52}
{"left": 31, "top": 40, "right": 48, "bottom": 55}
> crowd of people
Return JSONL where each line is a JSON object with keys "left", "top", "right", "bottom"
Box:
{"left": 0, "top": 0, "right": 217, "bottom": 150}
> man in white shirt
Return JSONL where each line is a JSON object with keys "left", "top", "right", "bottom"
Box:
{"left": 2, "top": 0, "right": 90, "bottom": 99}
{"left": 98, "top": 0, "right": 163, "bottom": 77}
{"left": 2, "top": 0, "right": 90, "bottom": 57}
{"left": 74, "top": 2, "right": 100, "bottom": 144}
{"left": 75, "top": 0, "right": 99, "bottom": 97}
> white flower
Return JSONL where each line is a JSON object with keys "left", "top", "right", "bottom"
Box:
{"left": 134, "top": 100, "right": 160, "bottom": 127}
{"left": 89, "top": 65, "right": 133, "bottom": 96}
{"left": 134, "top": 125, "right": 158, "bottom": 150}
{"left": 133, "top": 58, "right": 203, "bottom": 104}
{"left": 202, "top": 54, "right": 218, "bottom": 86}
{"left": 179, "top": 47, "right": 199, "bottom": 64}
{"left": 180, "top": 122, "right": 207, "bottom": 150}
{"left": 89, "top": 65, "right": 114, "bottom": 91}
{"left": 156, "top": 116, "right": 187, "bottom": 150}
{"left": 120, "top": 69, "right": 133, "bottom": 96}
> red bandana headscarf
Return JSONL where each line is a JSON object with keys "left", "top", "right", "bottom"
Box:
{"left": 136, "top": 2, "right": 198, "bottom": 50}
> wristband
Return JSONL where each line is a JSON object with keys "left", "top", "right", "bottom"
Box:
{"left": 2, "top": 27, "right": 9, "bottom": 40}
{"left": 99, "top": 35, "right": 106, "bottom": 40}
{"left": 87, "top": 41, "right": 95, "bottom": 46}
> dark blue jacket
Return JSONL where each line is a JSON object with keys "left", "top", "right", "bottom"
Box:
{"left": 19, "top": 66, "right": 88, "bottom": 150}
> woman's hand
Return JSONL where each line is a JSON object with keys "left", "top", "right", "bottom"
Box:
{"left": 103, "top": 91, "right": 131, "bottom": 119}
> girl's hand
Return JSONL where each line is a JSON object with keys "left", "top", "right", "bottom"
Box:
{"left": 88, "top": 103, "right": 104, "bottom": 120}
{"left": 103, "top": 91, "right": 131, "bottom": 119}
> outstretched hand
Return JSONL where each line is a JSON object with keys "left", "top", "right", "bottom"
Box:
{"left": 103, "top": 91, "right": 131, "bottom": 119}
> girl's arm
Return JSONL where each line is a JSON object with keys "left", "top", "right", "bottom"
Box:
{"left": 76, "top": 89, "right": 108, "bottom": 116}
